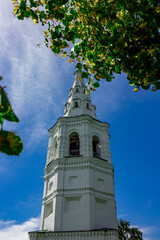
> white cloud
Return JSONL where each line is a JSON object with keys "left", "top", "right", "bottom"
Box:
{"left": 130, "top": 224, "right": 159, "bottom": 240}
{"left": 0, "top": 220, "right": 16, "bottom": 230}
{"left": 0, "top": 0, "right": 72, "bottom": 150}
{"left": 0, "top": 217, "right": 40, "bottom": 240}
{"left": 24, "top": 119, "right": 48, "bottom": 149}
{"left": 140, "top": 226, "right": 159, "bottom": 240}
{"left": 117, "top": 213, "right": 131, "bottom": 219}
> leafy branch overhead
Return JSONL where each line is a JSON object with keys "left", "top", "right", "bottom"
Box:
{"left": 0, "top": 77, "right": 23, "bottom": 156}
{"left": 12, "top": 0, "right": 160, "bottom": 91}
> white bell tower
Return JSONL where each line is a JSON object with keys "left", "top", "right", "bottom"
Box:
{"left": 29, "top": 66, "right": 119, "bottom": 240}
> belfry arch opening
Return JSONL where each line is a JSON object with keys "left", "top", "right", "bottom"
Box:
{"left": 74, "top": 101, "right": 78, "bottom": 107}
{"left": 69, "top": 132, "right": 80, "bottom": 156}
{"left": 92, "top": 136, "right": 101, "bottom": 158}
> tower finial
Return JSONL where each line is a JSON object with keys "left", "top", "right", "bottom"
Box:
{"left": 63, "top": 67, "right": 97, "bottom": 119}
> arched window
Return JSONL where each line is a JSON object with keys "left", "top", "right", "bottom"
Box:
{"left": 69, "top": 133, "right": 80, "bottom": 156}
{"left": 92, "top": 136, "right": 101, "bottom": 158}
{"left": 74, "top": 101, "right": 78, "bottom": 107}
{"left": 86, "top": 102, "right": 90, "bottom": 109}
{"left": 76, "top": 88, "right": 79, "bottom": 93}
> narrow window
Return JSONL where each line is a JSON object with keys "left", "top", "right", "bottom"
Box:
{"left": 74, "top": 101, "right": 78, "bottom": 107}
{"left": 53, "top": 139, "right": 57, "bottom": 159}
{"left": 45, "top": 202, "right": 53, "bottom": 218}
{"left": 92, "top": 136, "right": 101, "bottom": 158}
{"left": 76, "top": 88, "right": 79, "bottom": 93}
{"left": 69, "top": 133, "right": 80, "bottom": 156}
{"left": 86, "top": 103, "right": 89, "bottom": 109}
{"left": 54, "top": 141, "right": 57, "bottom": 155}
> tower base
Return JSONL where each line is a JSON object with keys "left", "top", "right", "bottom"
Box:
{"left": 29, "top": 229, "right": 119, "bottom": 240}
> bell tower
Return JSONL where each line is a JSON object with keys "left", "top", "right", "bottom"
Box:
{"left": 29, "top": 67, "right": 119, "bottom": 240}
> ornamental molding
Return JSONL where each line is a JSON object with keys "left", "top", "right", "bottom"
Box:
{"left": 44, "top": 163, "right": 113, "bottom": 180}
{"left": 63, "top": 165, "right": 113, "bottom": 175}
{"left": 43, "top": 187, "right": 115, "bottom": 201}
{"left": 29, "top": 229, "right": 119, "bottom": 239}
{"left": 49, "top": 115, "right": 109, "bottom": 133}
{"left": 46, "top": 156, "right": 113, "bottom": 171}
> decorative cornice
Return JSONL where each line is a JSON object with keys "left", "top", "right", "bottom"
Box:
{"left": 44, "top": 163, "right": 113, "bottom": 180}
{"left": 46, "top": 156, "right": 113, "bottom": 171}
{"left": 49, "top": 115, "right": 109, "bottom": 133}
{"left": 29, "top": 229, "right": 119, "bottom": 239}
{"left": 63, "top": 165, "right": 113, "bottom": 175}
{"left": 43, "top": 187, "right": 115, "bottom": 201}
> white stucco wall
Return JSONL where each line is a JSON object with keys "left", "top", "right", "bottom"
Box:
{"left": 40, "top": 156, "right": 118, "bottom": 232}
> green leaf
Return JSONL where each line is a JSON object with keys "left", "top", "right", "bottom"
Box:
{"left": 45, "top": 38, "right": 48, "bottom": 43}
{"left": 70, "top": 9, "right": 77, "bottom": 17}
{"left": 81, "top": 71, "right": 89, "bottom": 79}
{"left": 81, "top": 8, "right": 88, "bottom": 15}
{"left": 48, "top": 22, "right": 50, "bottom": 30}
{"left": 83, "top": 64, "right": 88, "bottom": 71}
{"left": 115, "top": 65, "right": 121, "bottom": 74}
{"left": 74, "top": 45, "right": 81, "bottom": 54}
{"left": 155, "top": 82, "right": 160, "bottom": 90}
{"left": 29, "top": 0, "right": 38, "bottom": 8}
{"left": 53, "top": 0, "right": 68, "bottom": 6}
{"left": 0, "top": 87, "right": 19, "bottom": 122}
{"left": 52, "top": 46, "right": 61, "bottom": 54}
{"left": 55, "top": 25, "right": 62, "bottom": 32}
{"left": 17, "top": 15, "right": 24, "bottom": 20}
{"left": 76, "top": 63, "right": 82, "bottom": 71}
{"left": 87, "top": 51, "right": 93, "bottom": 61}
{"left": 62, "top": 19, "right": 69, "bottom": 26}
{"left": 94, "top": 73, "right": 101, "bottom": 81}
{"left": 66, "top": 30, "right": 77, "bottom": 41}
{"left": 0, "top": 130, "right": 23, "bottom": 156}
{"left": 0, "top": 87, "right": 10, "bottom": 113}
{"left": 3, "top": 110, "right": 19, "bottom": 123}
{"left": 93, "top": 82, "right": 100, "bottom": 88}
{"left": 51, "top": 29, "right": 62, "bottom": 39}
{"left": 67, "top": 14, "right": 73, "bottom": 22}
{"left": 106, "top": 75, "right": 112, "bottom": 82}
{"left": 0, "top": 116, "right": 3, "bottom": 125}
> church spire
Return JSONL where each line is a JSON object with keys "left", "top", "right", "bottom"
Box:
{"left": 63, "top": 65, "right": 97, "bottom": 119}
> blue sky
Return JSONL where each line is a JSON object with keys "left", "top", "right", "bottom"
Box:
{"left": 0, "top": 1, "right": 160, "bottom": 240}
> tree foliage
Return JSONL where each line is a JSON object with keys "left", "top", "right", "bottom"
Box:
{"left": 12, "top": 0, "right": 160, "bottom": 91}
{"left": 0, "top": 76, "right": 23, "bottom": 156}
{"left": 118, "top": 219, "right": 143, "bottom": 240}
